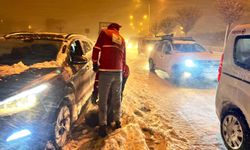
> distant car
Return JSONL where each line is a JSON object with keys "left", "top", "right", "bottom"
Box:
{"left": 216, "top": 24, "right": 250, "bottom": 150}
{"left": 0, "top": 32, "right": 95, "bottom": 149}
{"left": 148, "top": 36, "right": 222, "bottom": 84}
{"left": 138, "top": 36, "right": 161, "bottom": 55}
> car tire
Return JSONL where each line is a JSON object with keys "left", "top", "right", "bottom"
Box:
{"left": 85, "top": 109, "right": 99, "bottom": 127}
{"left": 170, "top": 68, "right": 181, "bottom": 86}
{"left": 221, "top": 108, "right": 250, "bottom": 150}
{"left": 149, "top": 59, "right": 155, "bottom": 72}
{"left": 45, "top": 102, "right": 72, "bottom": 150}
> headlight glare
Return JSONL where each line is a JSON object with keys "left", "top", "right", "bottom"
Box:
{"left": 6, "top": 129, "right": 32, "bottom": 142}
{"left": 0, "top": 84, "right": 48, "bottom": 116}
{"left": 185, "top": 59, "right": 196, "bottom": 67}
{"left": 147, "top": 45, "right": 153, "bottom": 53}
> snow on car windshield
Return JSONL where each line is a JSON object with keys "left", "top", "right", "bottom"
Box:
{"left": 174, "top": 43, "right": 207, "bottom": 53}
{"left": 0, "top": 39, "right": 62, "bottom": 66}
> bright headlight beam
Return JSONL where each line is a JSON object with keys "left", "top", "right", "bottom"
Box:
{"left": 185, "top": 59, "right": 195, "bottom": 67}
{"left": 183, "top": 72, "right": 192, "bottom": 79}
{"left": 0, "top": 84, "right": 48, "bottom": 106}
{"left": 6, "top": 129, "right": 31, "bottom": 142}
{"left": 147, "top": 45, "right": 153, "bottom": 52}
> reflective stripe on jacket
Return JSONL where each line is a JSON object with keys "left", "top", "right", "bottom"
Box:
{"left": 92, "top": 28, "right": 126, "bottom": 72}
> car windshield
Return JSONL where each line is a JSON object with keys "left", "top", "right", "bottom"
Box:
{"left": 174, "top": 43, "right": 207, "bottom": 53}
{"left": 0, "top": 39, "right": 62, "bottom": 66}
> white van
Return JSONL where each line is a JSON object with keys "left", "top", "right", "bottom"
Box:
{"left": 216, "top": 24, "right": 250, "bottom": 150}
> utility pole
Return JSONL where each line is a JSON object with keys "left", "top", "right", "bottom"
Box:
{"left": 148, "top": 0, "right": 151, "bottom": 34}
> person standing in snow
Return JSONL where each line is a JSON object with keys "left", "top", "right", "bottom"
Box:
{"left": 92, "top": 23, "right": 126, "bottom": 137}
{"left": 91, "top": 64, "right": 130, "bottom": 127}
{"left": 91, "top": 64, "right": 130, "bottom": 104}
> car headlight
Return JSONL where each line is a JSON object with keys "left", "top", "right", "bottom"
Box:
{"left": 0, "top": 84, "right": 48, "bottom": 116}
{"left": 127, "top": 43, "right": 133, "bottom": 49}
{"left": 185, "top": 59, "right": 196, "bottom": 67}
{"left": 147, "top": 45, "right": 154, "bottom": 53}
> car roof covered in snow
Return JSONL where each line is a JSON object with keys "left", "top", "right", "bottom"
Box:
{"left": 172, "top": 40, "right": 196, "bottom": 45}
{"left": 3, "top": 32, "right": 88, "bottom": 41}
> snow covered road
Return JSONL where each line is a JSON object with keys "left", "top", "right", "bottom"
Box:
{"left": 64, "top": 48, "right": 226, "bottom": 150}
{"left": 126, "top": 49, "right": 226, "bottom": 149}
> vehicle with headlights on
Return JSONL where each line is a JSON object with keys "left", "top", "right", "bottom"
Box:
{"left": 138, "top": 36, "right": 161, "bottom": 55}
{"left": 216, "top": 24, "right": 250, "bottom": 150}
{"left": 148, "top": 36, "right": 222, "bottom": 84}
{"left": 0, "top": 32, "right": 95, "bottom": 149}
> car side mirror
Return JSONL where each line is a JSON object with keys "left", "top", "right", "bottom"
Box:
{"left": 71, "top": 56, "right": 88, "bottom": 65}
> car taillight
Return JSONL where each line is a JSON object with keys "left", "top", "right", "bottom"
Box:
{"left": 218, "top": 53, "right": 224, "bottom": 82}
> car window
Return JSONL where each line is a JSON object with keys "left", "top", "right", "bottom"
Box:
{"left": 155, "top": 42, "right": 163, "bottom": 52}
{"left": 234, "top": 36, "right": 250, "bottom": 70}
{"left": 194, "top": 44, "right": 206, "bottom": 52}
{"left": 82, "top": 40, "right": 92, "bottom": 53}
{"left": 70, "top": 40, "right": 84, "bottom": 56}
{"left": 0, "top": 39, "right": 62, "bottom": 66}
{"left": 174, "top": 43, "right": 206, "bottom": 52}
{"left": 162, "top": 42, "right": 172, "bottom": 54}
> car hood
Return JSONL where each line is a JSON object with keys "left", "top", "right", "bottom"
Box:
{"left": 174, "top": 51, "right": 222, "bottom": 61}
{"left": 0, "top": 62, "right": 62, "bottom": 101}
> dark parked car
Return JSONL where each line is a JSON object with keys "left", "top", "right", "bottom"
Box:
{"left": 0, "top": 32, "right": 95, "bottom": 149}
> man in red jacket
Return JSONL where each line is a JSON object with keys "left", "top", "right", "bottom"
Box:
{"left": 92, "top": 23, "right": 126, "bottom": 137}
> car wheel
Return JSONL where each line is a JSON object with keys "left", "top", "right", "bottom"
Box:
{"left": 46, "top": 102, "right": 72, "bottom": 149}
{"left": 149, "top": 59, "right": 155, "bottom": 72}
{"left": 221, "top": 109, "right": 250, "bottom": 150}
{"left": 170, "top": 68, "right": 181, "bottom": 85}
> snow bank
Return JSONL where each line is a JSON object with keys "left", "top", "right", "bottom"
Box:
{"left": 30, "top": 61, "right": 60, "bottom": 68}
{"left": 0, "top": 62, "right": 29, "bottom": 77}
{"left": 0, "top": 61, "right": 60, "bottom": 77}
{"left": 101, "top": 124, "right": 149, "bottom": 150}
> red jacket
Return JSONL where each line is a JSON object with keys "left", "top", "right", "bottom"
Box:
{"left": 92, "top": 28, "right": 126, "bottom": 72}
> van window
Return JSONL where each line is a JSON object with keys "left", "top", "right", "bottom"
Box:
{"left": 234, "top": 36, "right": 250, "bottom": 70}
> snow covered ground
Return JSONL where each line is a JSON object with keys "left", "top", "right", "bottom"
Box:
{"left": 64, "top": 48, "right": 226, "bottom": 150}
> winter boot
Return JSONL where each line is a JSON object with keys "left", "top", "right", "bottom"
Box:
{"left": 114, "top": 121, "right": 121, "bottom": 129}
{"left": 98, "top": 125, "right": 107, "bottom": 137}
{"left": 107, "top": 120, "right": 113, "bottom": 127}
{"left": 91, "top": 91, "right": 98, "bottom": 104}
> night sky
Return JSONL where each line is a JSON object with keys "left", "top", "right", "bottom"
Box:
{"left": 0, "top": 0, "right": 249, "bottom": 38}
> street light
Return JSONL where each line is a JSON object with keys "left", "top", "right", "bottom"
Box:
{"left": 148, "top": 0, "right": 151, "bottom": 32}
{"left": 129, "top": 15, "right": 134, "bottom": 20}
{"left": 28, "top": 25, "right": 32, "bottom": 30}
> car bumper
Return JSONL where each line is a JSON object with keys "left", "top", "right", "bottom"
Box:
{"left": 179, "top": 67, "right": 218, "bottom": 81}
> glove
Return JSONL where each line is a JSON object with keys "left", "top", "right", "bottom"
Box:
{"left": 93, "top": 63, "right": 99, "bottom": 72}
